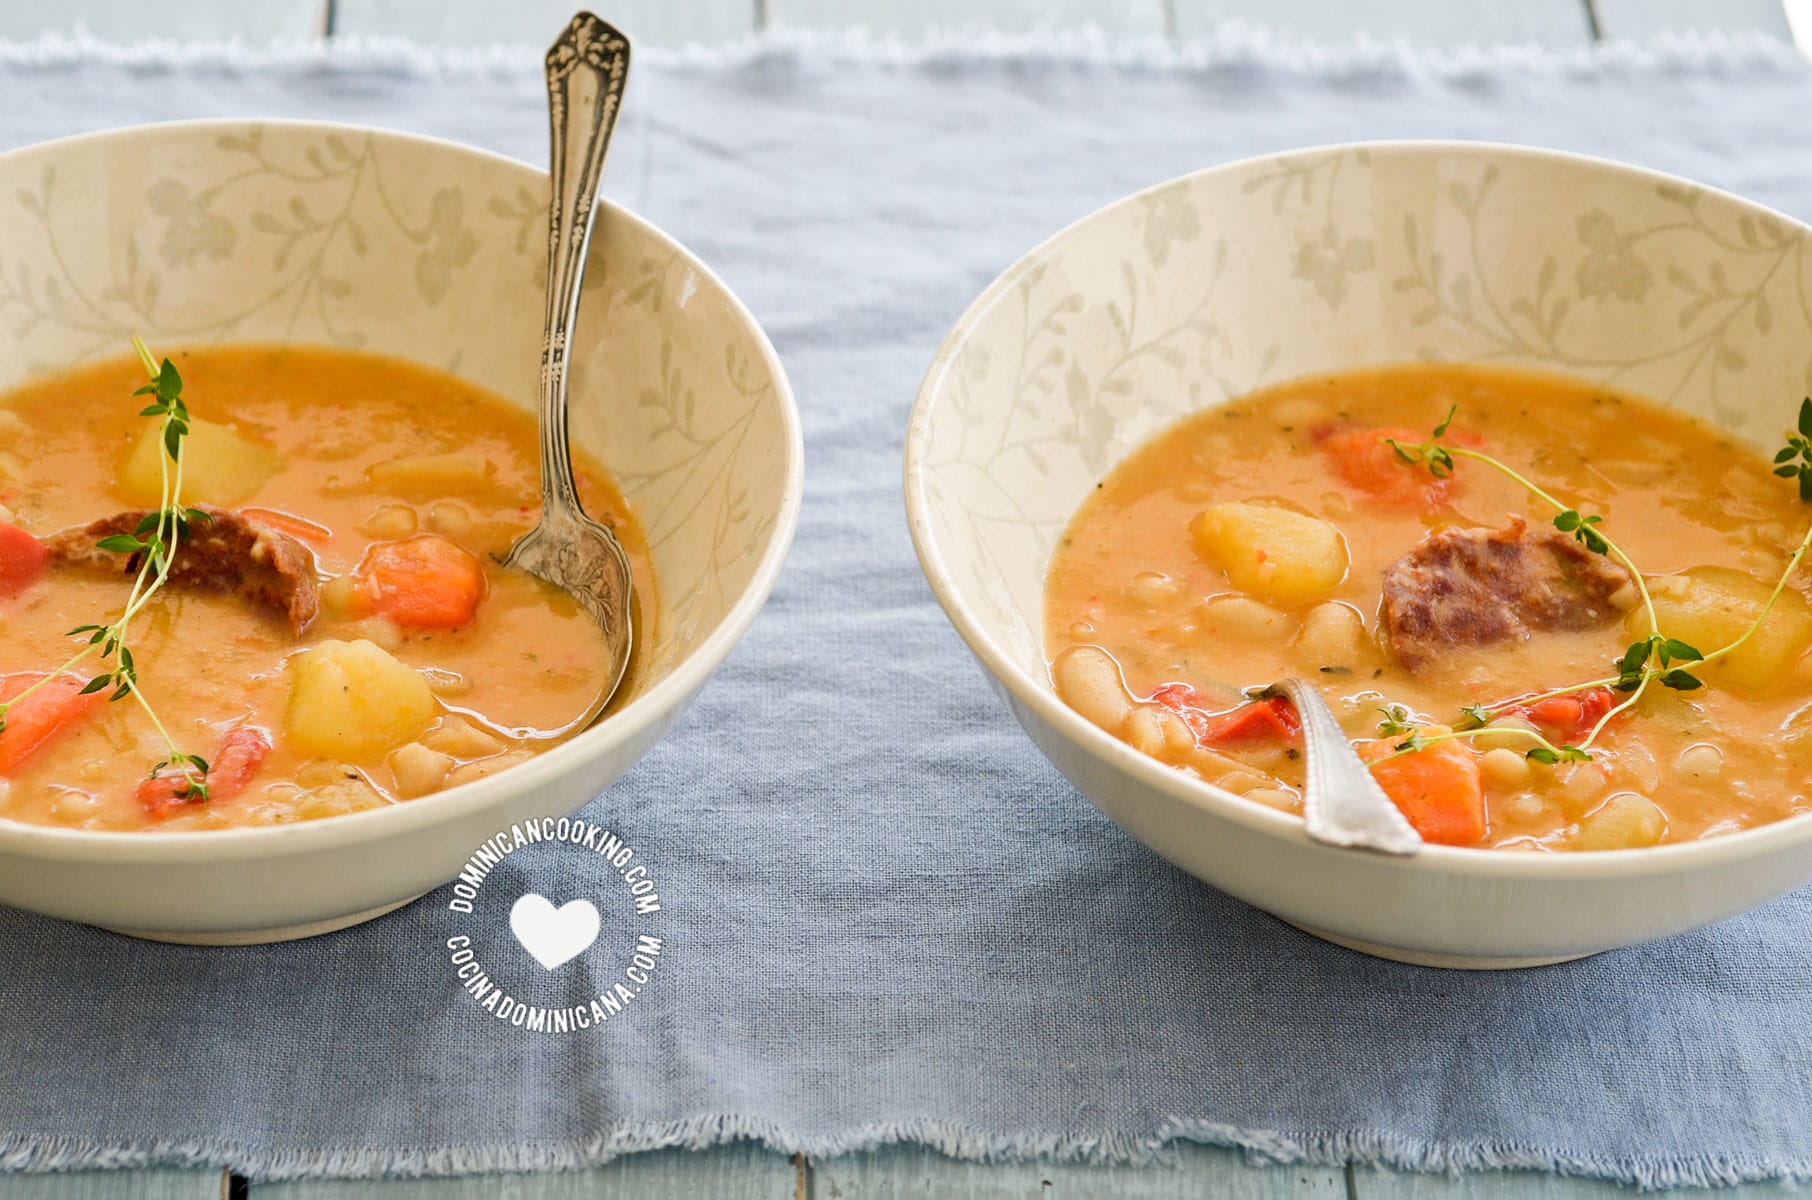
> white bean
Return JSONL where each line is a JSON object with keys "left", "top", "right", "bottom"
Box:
{"left": 1201, "top": 595, "right": 1294, "bottom": 643}
{"left": 427, "top": 501, "right": 474, "bottom": 540}
{"left": 321, "top": 575, "right": 357, "bottom": 618}
{"left": 1676, "top": 742, "right": 1723, "bottom": 781}
{"left": 388, "top": 742, "right": 453, "bottom": 799}
{"left": 1243, "top": 786, "right": 1302, "bottom": 813}
{"left": 1052, "top": 646, "right": 1134, "bottom": 733}
{"left": 362, "top": 504, "right": 418, "bottom": 539}
{"left": 1480, "top": 747, "right": 1532, "bottom": 789}
{"left": 1471, "top": 716, "right": 1539, "bottom": 752}
{"left": 1575, "top": 792, "right": 1667, "bottom": 851}
{"left": 420, "top": 715, "right": 505, "bottom": 760}
{"left": 1294, "top": 602, "right": 1365, "bottom": 668}
{"left": 1125, "top": 704, "right": 1194, "bottom": 760}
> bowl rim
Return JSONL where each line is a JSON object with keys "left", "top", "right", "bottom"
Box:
{"left": 904, "top": 136, "right": 1812, "bottom": 881}
{"left": 0, "top": 116, "right": 806, "bottom": 863}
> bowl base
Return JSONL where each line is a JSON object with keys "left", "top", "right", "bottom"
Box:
{"left": 103, "top": 893, "right": 424, "bottom": 946}
{"left": 1287, "top": 921, "right": 1598, "bottom": 970}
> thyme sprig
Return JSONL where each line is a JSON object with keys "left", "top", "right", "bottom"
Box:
{"left": 0, "top": 339, "right": 212, "bottom": 799}
{"left": 1380, "top": 402, "right": 1812, "bottom": 763}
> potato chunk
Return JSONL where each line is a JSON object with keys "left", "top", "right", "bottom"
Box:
{"left": 120, "top": 416, "right": 278, "bottom": 507}
{"left": 1637, "top": 566, "right": 1812, "bottom": 692}
{"left": 1190, "top": 501, "right": 1348, "bottom": 607}
{"left": 284, "top": 638, "right": 437, "bottom": 761}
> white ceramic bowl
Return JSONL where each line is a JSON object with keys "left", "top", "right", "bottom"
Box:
{"left": 0, "top": 120, "right": 801, "bottom": 943}
{"left": 906, "top": 141, "right": 1812, "bottom": 968}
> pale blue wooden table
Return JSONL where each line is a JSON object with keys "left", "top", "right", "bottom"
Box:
{"left": 5, "top": 1, "right": 1807, "bottom": 1196}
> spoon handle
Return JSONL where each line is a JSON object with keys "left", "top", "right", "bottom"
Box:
{"left": 1261, "top": 678, "right": 1423, "bottom": 856}
{"left": 538, "top": 12, "right": 630, "bottom": 518}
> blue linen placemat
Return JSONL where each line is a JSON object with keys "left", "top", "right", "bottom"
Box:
{"left": 3, "top": 30, "right": 1812, "bottom": 1188}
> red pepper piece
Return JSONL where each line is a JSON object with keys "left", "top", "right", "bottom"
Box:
{"left": 138, "top": 725, "right": 273, "bottom": 819}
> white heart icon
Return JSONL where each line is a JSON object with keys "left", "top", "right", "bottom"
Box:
{"left": 509, "top": 893, "right": 602, "bottom": 971}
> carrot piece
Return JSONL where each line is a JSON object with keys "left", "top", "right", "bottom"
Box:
{"left": 1320, "top": 426, "right": 1456, "bottom": 508}
{"left": 0, "top": 672, "right": 103, "bottom": 774}
{"left": 138, "top": 725, "right": 272, "bottom": 819}
{"left": 242, "top": 507, "right": 333, "bottom": 544}
{"left": 1358, "top": 734, "right": 1487, "bottom": 845}
{"left": 0, "top": 522, "right": 49, "bottom": 597}
{"left": 350, "top": 534, "right": 486, "bottom": 629}
{"left": 1150, "top": 686, "right": 1301, "bottom": 745}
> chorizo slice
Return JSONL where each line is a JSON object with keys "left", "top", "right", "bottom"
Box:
{"left": 1381, "top": 517, "right": 1633, "bottom": 670}
{"left": 46, "top": 506, "right": 319, "bottom": 635}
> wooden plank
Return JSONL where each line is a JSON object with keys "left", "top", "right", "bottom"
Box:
{"left": 0, "top": 0, "right": 322, "bottom": 41}
{"left": 811, "top": 1144, "right": 1345, "bottom": 1197}
{"left": 329, "top": 0, "right": 755, "bottom": 48}
{"left": 1172, "top": 0, "right": 1592, "bottom": 46}
{"left": 1593, "top": 0, "right": 1794, "bottom": 41}
{"left": 1356, "top": 1166, "right": 1804, "bottom": 1196}
{"left": 765, "top": 0, "right": 1169, "bottom": 40}
{"left": 255, "top": 1144, "right": 798, "bottom": 1199}
{"left": 0, "top": 1170, "right": 223, "bottom": 1200}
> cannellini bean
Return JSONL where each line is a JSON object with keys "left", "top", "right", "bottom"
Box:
{"left": 1676, "top": 742, "right": 1723, "bottom": 781}
{"left": 427, "top": 501, "right": 474, "bottom": 540}
{"left": 1575, "top": 792, "right": 1667, "bottom": 851}
{"left": 1556, "top": 762, "right": 1608, "bottom": 815}
{"left": 420, "top": 666, "right": 474, "bottom": 697}
{"left": 1128, "top": 571, "right": 1182, "bottom": 608}
{"left": 1212, "top": 769, "right": 1272, "bottom": 795}
{"left": 361, "top": 504, "right": 418, "bottom": 539}
{"left": 445, "top": 750, "right": 536, "bottom": 789}
{"left": 1243, "top": 786, "right": 1302, "bottom": 813}
{"left": 296, "top": 760, "right": 363, "bottom": 789}
{"left": 1052, "top": 645, "right": 1134, "bottom": 733}
{"left": 388, "top": 742, "right": 453, "bottom": 799}
{"left": 1294, "top": 601, "right": 1364, "bottom": 667}
{"left": 348, "top": 616, "right": 404, "bottom": 652}
{"left": 321, "top": 575, "right": 357, "bottom": 618}
{"left": 420, "top": 715, "right": 505, "bottom": 759}
{"left": 1471, "top": 716, "right": 1538, "bottom": 752}
{"left": 1480, "top": 747, "right": 1532, "bottom": 789}
{"left": 1125, "top": 704, "right": 1195, "bottom": 760}
{"left": 1201, "top": 595, "right": 1294, "bottom": 643}
{"left": 1500, "top": 791, "right": 1549, "bottom": 824}
{"left": 295, "top": 776, "right": 389, "bottom": 821}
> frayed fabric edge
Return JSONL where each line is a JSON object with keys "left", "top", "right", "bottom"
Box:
{"left": 4, "top": 1116, "right": 1811, "bottom": 1190}
{"left": 0, "top": 22, "right": 1803, "bottom": 79}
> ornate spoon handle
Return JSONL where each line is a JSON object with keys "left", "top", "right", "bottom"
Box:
{"left": 538, "top": 12, "right": 630, "bottom": 519}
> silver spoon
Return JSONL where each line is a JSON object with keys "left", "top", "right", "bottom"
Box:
{"left": 1256, "top": 679, "right": 1423, "bottom": 856}
{"left": 501, "top": 12, "right": 636, "bottom": 733}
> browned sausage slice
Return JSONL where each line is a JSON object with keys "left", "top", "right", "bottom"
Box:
{"left": 46, "top": 506, "right": 319, "bottom": 636}
{"left": 1381, "top": 517, "right": 1633, "bottom": 671}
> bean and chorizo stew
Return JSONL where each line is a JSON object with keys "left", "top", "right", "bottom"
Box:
{"left": 1045, "top": 363, "right": 1812, "bottom": 852}
{"left": 0, "top": 342, "right": 652, "bottom": 831}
